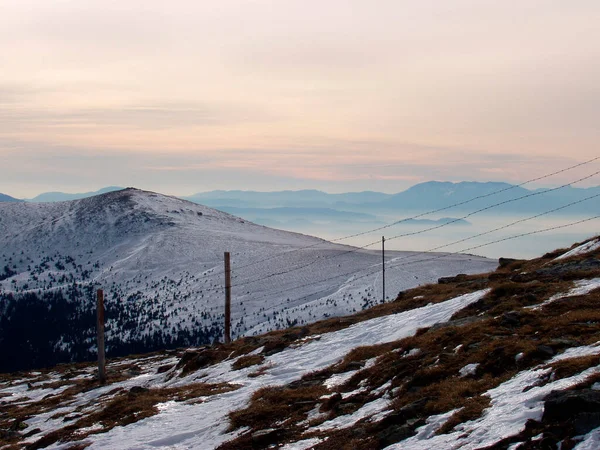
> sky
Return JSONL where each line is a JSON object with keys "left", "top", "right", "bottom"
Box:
{"left": 1, "top": 0, "right": 599, "bottom": 198}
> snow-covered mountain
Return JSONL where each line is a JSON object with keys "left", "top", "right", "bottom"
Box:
{"left": 0, "top": 188, "right": 495, "bottom": 371}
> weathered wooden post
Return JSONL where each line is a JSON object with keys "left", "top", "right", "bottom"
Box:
{"left": 96, "top": 289, "right": 106, "bottom": 383}
{"left": 382, "top": 236, "right": 386, "bottom": 303}
{"left": 224, "top": 252, "right": 231, "bottom": 344}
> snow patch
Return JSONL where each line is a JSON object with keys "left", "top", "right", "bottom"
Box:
{"left": 459, "top": 363, "right": 480, "bottom": 378}
{"left": 527, "top": 278, "right": 600, "bottom": 310}
{"left": 555, "top": 239, "right": 600, "bottom": 260}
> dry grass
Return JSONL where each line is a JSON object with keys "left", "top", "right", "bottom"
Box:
{"left": 231, "top": 354, "right": 265, "bottom": 371}
{"left": 437, "top": 395, "right": 491, "bottom": 435}
{"left": 548, "top": 355, "right": 600, "bottom": 380}
{"left": 218, "top": 384, "right": 328, "bottom": 449}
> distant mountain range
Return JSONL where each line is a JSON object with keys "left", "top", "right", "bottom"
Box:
{"left": 0, "top": 193, "right": 22, "bottom": 202}
{"left": 5, "top": 181, "right": 599, "bottom": 216}
{"left": 184, "top": 189, "right": 392, "bottom": 208}
{"left": 27, "top": 186, "right": 124, "bottom": 202}
{"left": 186, "top": 181, "right": 600, "bottom": 215}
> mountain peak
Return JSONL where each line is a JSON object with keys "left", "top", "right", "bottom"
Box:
{"left": 0, "top": 193, "right": 22, "bottom": 202}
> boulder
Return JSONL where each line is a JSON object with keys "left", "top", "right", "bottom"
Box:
{"left": 543, "top": 389, "right": 600, "bottom": 434}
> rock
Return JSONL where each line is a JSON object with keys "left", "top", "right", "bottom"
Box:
{"left": 534, "top": 258, "right": 600, "bottom": 279}
{"left": 345, "top": 361, "right": 363, "bottom": 370}
{"left": 263, "top": 342, "right": 286, "bottom": 356}
{"left": 22, "top": 427, "right": 41, "bottom": 438}
{"left": 62, "top": 414, "right": 82, "bottom": 422}
{"left": 543, "top": 389, "right": 600, "bottom": 434}
{"left": 573, "top": 412, "right": 600, "bottom": 435}
{"left": 156, "top": 364, "right": 174, "bottom": 374}
{"left": 438, "top": 274, "right": 468, "bottom": 284}
{"left": 535, "top": 345, "right": 555, "bottom": 358}
{"left": 176, "top": 350, "right": 200, "bottom": 367}
{"left": 549, "top": 338, "right": 581, "bottom": 348}
{"left": 251, "top": 428, "right": 284, "bottom": 444}
{"left": 126, "top": 367, "right": 142, "bottom": 376}
{"left": 176, "top": 350, "right": 214, "bottom": 374}
{"left": 321, "top": 393, "right": 342, "bottom": 411}
{"left": 378, "top": 419, "right": 425, "bottom": 447}
{"left": 129, "top": 386, "right": 149, "bottom": 395}
{"left": 501, "top": 311, "right": 521, "bottom": 327}
{"left": 430, "top": 315, "right": 481, "bottom": 331}
{"left": 498, "top": 257, "right": 523, "bottom": 268}
{"left": 9, "top": 421, "right": 28, "bottom": 431}
{"left": 0, "top": 429, "right": 20, "bottom": 440}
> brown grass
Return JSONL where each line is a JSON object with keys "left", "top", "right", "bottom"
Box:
{"left": 225, "top": 384, "right": 328, "bottom": 439}
{"left": 548, "top": 354, "right": 600, "bottom": 380}
{"left": 437, "top": 395, "right": 491, "bottom": 435}
{"left": 232, "top": 354, "right": 265, "bottom": 371}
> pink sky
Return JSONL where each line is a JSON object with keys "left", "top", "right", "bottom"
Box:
{"left": 1, "top": 1, "right": 599, "bottom": 197}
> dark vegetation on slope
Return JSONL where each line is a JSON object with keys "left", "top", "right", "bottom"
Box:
{"left": 1, "top": 237, "right": 599, "bottom": 449}
{"left": 0, "top": 285, "right": 221, "bottom": 373}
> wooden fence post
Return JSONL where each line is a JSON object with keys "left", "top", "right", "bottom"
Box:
{"left": 382, "top": 236, "right": 386, "bottom": 303}
{"left": 96, "top": 289, "right": 106, "bottom": 383}
{"left": 224, "top": 252, "right": 231, "bottom": 344}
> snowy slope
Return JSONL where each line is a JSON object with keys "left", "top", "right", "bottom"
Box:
{"left": 0, "top": 188, "right": 495, "bottom": 368}
{"left": 2, "top": 240, "right": 600, "bottom": 449}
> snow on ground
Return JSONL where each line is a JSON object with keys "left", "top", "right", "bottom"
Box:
{"left": 575, "top": 427, "right": 600, "bottom": 449}
{"left": 314, "top": 396, "right": 391, "bottom": 431}
{"left": 555, "top": 238, "right": 600, "bottom": 260}
{"left": 280, "top": 437, "right": 326, "bottom": 450}
{"left": 528, "top": 278, "right": 600, "bottom": 310}
{"left": 385, "top": 342, "right": 600, "bottom": 450}
{"left": 80, "top": 289, "right": 491, "bottom": 449}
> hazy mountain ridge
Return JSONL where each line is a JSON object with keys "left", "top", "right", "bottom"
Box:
{"left": 28, "top": 186, "right": 124, "bottom": 202}
{"left": 0, "top": 188, "right": 494, "bottom": 373}
{"left": 186, "top": 181, "right": 600, "bottom": 214}
{"left": 0, "top": 193, "right": 22, "bottom": 202}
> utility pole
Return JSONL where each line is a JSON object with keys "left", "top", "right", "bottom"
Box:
{"left": 382, "top": 236, "right": 386, "bottom": 304}
{"left": 224, "top": 252, "right": 231, "bottom": 344}
{"left": 96, "top": 289, "right": 106, "bottom": 384}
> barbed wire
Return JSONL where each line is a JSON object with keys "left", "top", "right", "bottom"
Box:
{"left": 195, "top": 156, "right": 600, "bottom": 280}
{"left": 228, "top": 168, "right": 599, "bottom": 289}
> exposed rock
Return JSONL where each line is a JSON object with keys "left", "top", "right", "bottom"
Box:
{"left": 129, "top": 386, "right": 149, "bottom": 395}
{"left": 22, "top": 427, "right": 41, "bottom": 438}
{"left": 251, "top": 428, "right": 284, "bottom": 444}
{"left": 430, "top": 315, "right": 481, "bottom": 331}
{"left": 438, "top": 274, "right": 468, "bottom": 284}
{"left": 176, "top": 350, "right": 215, "bottom": 374}
{"left": 321, "top": 393, "right": 342, "bottom": 411}
{"left": 498, "top": 257, "right": 523, "bottom": 268}
{"left": 534, "top": 345, "right": 555, "bottom": 358}
{"left": 156, "top": 364, "right": 174, "bottom": 374}
{"left": 513, "top": 258, "right": 600, "bottom": 282}
{"left": 543, "top": 389, "right": 600, "bottom": 434}
{"left": 500, "top": 311, "right": 521, "bottom": 327}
